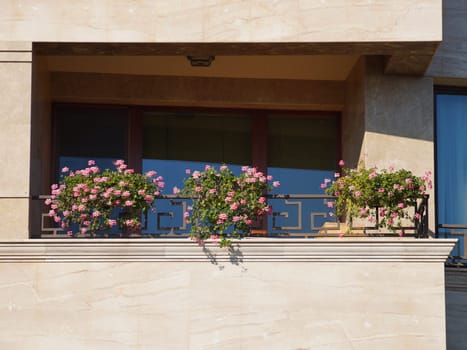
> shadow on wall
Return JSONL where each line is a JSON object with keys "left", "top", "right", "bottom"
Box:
{"left": 202, "top": 243, "right": 245, "bottom": 271}
{"left": 365, "top": 57, "right": 434, "bottom": 142}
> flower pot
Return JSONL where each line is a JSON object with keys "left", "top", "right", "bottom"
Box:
{"left": 250, "top": 229, "right": 268, "bottom": 236}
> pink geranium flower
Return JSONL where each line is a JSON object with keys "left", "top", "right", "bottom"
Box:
{"left": 47, "top": 159, "right": 162, "bottom": 235}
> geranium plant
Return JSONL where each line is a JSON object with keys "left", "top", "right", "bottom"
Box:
{"left": 45, "top": 160, "right": 164, "bottom": 236}
{"left": 321, "top": 160, "right": 432, "bottom": 234}
{"left": 182, "top": 165, "right": 280, "bottom": 247}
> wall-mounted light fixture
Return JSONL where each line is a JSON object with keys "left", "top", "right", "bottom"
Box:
{"left": 187, "top": 55, "right": 215, "bottom": 67}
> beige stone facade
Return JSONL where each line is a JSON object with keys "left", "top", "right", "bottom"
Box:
{"left": 1, "top": 0, "right": 467, "bottom": 349}
{"left": 1, "top": 1, "right": 442, "bottom": 42}
{"left": 0, "top": 238, "right": 457, "bottom": 350}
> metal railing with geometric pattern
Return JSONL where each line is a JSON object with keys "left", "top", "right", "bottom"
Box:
{"left": 33, "top": 194, "right": 429, "bottom": 239}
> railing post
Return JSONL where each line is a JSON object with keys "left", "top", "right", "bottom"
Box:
{"left": 423, "top": 195, "right": 429, "bottom": 238}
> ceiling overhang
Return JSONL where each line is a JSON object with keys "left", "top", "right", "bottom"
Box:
{"left": 34, "top": 41, "right": 441, "bottom": 76}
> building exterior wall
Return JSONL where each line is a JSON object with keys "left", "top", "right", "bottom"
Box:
{"left": 362, "top": 57, "right": 436, "bottom": 230}
{"left": 0, "top": 1, "right": 464, "bottom": 349}
{"left": 0, "top": 42, "right": 32, "bottom": 239}
{"left": 342, "top": 57, "right": 366, "bottom": 168}
{"left": 340, "top": 56, "right": 435, "bottom": 173}
{"left": 0, "top": 239, "right": 455, "bottom": 350}
{"left": 428, "top": 0, "right": 467, "bottom": 80}
{"left": 1, "top": 1, "right": 441, "bottom": 43}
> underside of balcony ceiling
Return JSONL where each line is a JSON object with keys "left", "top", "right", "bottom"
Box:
{"left": 35, "top": 41, "right": 440, "bottom": 77}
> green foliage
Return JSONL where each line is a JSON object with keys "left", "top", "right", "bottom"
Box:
{"left": 182, "top": 165, "right": 278, "bottom": 247}
{"left": 322, "top": 161, "right": 432, "bottom": 233}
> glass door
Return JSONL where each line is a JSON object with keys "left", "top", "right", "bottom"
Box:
{"left": 436, "top": 93, "right": 467, "bottom": 258}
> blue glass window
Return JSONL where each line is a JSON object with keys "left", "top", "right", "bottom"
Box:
{"left": 436, "top": 93, "right": 467, "bottom": 258}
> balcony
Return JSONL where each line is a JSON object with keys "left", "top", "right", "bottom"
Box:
{"left": 0, "top": 192, "right": 451, "bottom": 349}
{"left": 34, "top": 193, "right": 430, "bottom": 239}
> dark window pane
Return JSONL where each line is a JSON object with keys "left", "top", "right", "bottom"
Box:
{"left": 55, "top": 105, "right": 128, "bottom": 160}
{"left": 143, "top": 111, "right": 251, "bottom": 165}
{"left": 268, "top": 115, "right": 338, "bottom": 170}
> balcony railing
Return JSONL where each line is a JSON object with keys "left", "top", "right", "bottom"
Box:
{"left": 33, "top": 194, "right": 430, "bottom": 239}
{"left": 438, "top": 224, "right": 467, "bottom": 267}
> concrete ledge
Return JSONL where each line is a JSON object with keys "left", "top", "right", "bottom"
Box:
{"left": 0, "top": 51, "right": 32, "bottom": 62}
{"left": 0, "top": 238, "right": 456, "bottom": 263}
{"left": 0, "top": 41, "right": 32, "bottom": 51}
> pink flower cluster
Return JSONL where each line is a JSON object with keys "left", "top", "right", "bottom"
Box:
{"left": 47, "top": 160, "right": 282, "bottom": 242}
{"left": 46, "top": 160, "right": 162, "bottom": 236}
{"left": 321, "top": 160, "right": 432, "bottom": 233}
{"left": 182, "top": 164, "right": 280, "bottom": 246}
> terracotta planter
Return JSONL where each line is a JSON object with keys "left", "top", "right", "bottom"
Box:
{"left": 250, "top": 229, "right": 268, "bottom": 236}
